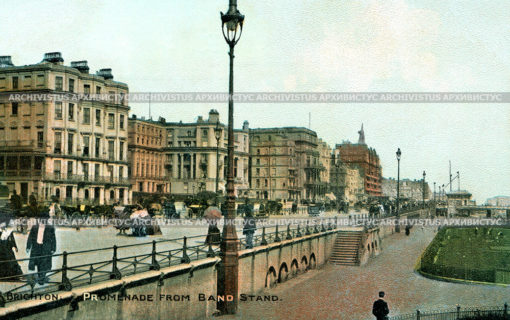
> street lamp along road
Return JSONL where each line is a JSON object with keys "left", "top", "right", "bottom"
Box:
{"left": 395, "top": 148, "right": 401, "bottom": 233}
{"left": 215, "top": 121, "right": 222, "bottom": 195}
{"left": 422, "top": 170, "right": 426, "bottom": 209}
{"left": 218, "top": 0, "right": 244, "bottom": 315}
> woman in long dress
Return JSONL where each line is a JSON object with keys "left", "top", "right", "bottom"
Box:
{"left": 0, "top": 225, "right": 22, "bottom": 281}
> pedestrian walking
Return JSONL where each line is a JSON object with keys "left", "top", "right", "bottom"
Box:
{"left": 0, "top": 221, "right": 22, "bottom": 280}
{"left": 26, "top": 209, "right": 56, "bottom": 285}
{"left": 49, "top": 196, "right": 61, "bottom": 218}
{"left": 372, "top": 291, "right": 390, "bottom": 320}
{"left": 9, "top": 190, "right": 22, "bottom": 216}
{"left": 243, "top": 199, "right": 256, "bottom": 249}
{"left": 204, "top": 201, "right": 221, "bottom": 246}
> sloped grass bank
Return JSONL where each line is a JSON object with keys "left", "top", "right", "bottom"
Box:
{"left": 418, "top": 227, "right": 510, "bottom": 284}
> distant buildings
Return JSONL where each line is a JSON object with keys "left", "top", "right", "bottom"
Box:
{"left": 335, "top": 125, "right": 382, "bottom": 197}
{"left": 128, "top": 117, "right": 168, "bottom": 194}
{"left": 486, "top": 196, "right": 510, "bottom": 207}
{"left": 249, "top": 127, "right": 330, "bottom": 201}
{"left": 0, "top": 53, "right": 396, "bottom": 205}
{"left": 0, "top": 53, "right": 131, "bottom": 204}
{"left": 128, "top": 110, "right": 250, "bottom": 197}
{"left": 446, "top": 190, "right": 475, "bottom": 216}
{"left": 329, "top": 154, "right": 364, "bottom": 206}
{"left": 382, "top": 178, "right": 431, "bottom": 202}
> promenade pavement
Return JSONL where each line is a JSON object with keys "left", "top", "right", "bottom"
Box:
{"left": 227, "top": 227, "right": 508, "bottom": 320}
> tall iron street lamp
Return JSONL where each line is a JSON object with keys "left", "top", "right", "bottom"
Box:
{"left": 219, "top": 0, "right": 244, "bottom": 314}
{"left": 215, "top": 121, "right": 222, "bottom": 194}
{"left": 422, "top": 170, "right": 426, "bottom": 209}
{"left": 395, "top": 148, "right": 401, "bottom": 233}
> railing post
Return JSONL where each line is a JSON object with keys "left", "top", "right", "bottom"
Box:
{"left": 416, "top": 309, "right": 420, "bottom": 320}
{"left": 321, "top": 220, "right": 326, "bottom": 232}
{"left": 260, "top": 227, "right": 268, "bottom": 246}
{"left": 305, "top": 220, "right": 311, "bottom": 235}
{"left": 181, "top": 237, "right": 190, "bottom": 264}
{"left": 151, "top": 240, "right": 160, "bottom": 270}
{"left": 296, "top": 224, "right": 302, "bottom": 238}
{"left": 110, "top": 245, "right": 121, "bottom": 279}
{"left": 334, "top": 216, "right": 338, "bottom": 229}
{"left": 60, "top": 251, "right": 72, "bottom": 291}
{"left": 457, "top": 305, "right": 461, "bottom": 319}
{"left": 314, "top": 221, "right": 319, "bottom": 233}
{"left": 504, "top": 302, "right": 508, "bottom": 319}
{"left": 286, "top": 224, "right": 292, "bottom": 240}
{"left": 274, "top": 225, "right": 281, "bottom": 242}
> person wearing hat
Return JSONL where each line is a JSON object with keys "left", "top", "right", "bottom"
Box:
{"left": 26, "top": 209, "right": 56, "bottom": 285}
{"left": 0, "top": 220, "right": 22, "bottom": 280}
{"left": 372, "top": 291, "right": 390, "bottom": 320}
{"left": 204, "top": 199, "right": 221, "bottom": 246}
{"left": 49, "top": 196, "right": 61, "bottom": 218}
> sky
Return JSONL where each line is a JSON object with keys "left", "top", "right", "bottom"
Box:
{"left": 1, "top": 0, "right": 509, "bottom": 202}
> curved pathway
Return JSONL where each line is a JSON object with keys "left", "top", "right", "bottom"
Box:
{"left": 228, "top": 228, "right": 508, "bottom": 320}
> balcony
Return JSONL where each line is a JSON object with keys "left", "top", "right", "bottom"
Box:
{"left": 0, "top": 140, "right": 45, "bottom": 151}
{"left": 43, "top": 173, "right": 131, "bottom": 185}
{"left": 0, "top": 169, "right": 42, "bottom": 178}
{"left": 305, "top": 164, "right": 325, "bottom": 171}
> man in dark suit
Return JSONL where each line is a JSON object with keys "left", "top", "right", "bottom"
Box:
{"left": 372, "top": 291, "right": 390, "bottom": 320}
{"left": 26, "top": 209, "right": 56, "bottom": 285}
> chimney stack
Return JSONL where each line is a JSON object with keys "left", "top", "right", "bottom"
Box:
{"left": 0, "top": 56, "right": 14, "bottom": 67}
{"left": 97, "top": 68, "right": 113, "bottom": 80}
{"left": 71, "top": 61, "right": 90, "bottom": 74}
{"left": 208, "top": 109, "right": 219, "bottom": 123}
{"left": 43, "top": 52, "right": 64, "bottom": 64}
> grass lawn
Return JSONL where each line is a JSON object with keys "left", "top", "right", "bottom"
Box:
{"left": 420, "top": 227, "right": 510, "bottom": 284}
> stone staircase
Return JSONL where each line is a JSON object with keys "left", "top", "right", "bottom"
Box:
{"left": 330, "top": 231, "right": 363, "bottom": 266}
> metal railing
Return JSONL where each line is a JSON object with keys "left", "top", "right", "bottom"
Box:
{"left": 0, "top": 233, "right": 220, "bottom": 306}
{"left": 237, "top": 217, "right": 339, "bottom": 250}
{"left": 0, "top": 217, "right": 339, "bottom": 307}
{"left": 0, "top": 140, "right": 41, "bottom": 148}
{"left": 390, "top": 303, "right": 509, "bottom": 320}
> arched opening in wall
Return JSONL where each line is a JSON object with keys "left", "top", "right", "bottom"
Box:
{"left": 290, "top": 259, "right": 299, "bottom": 277}
{"left": 265, "top": 266, "right": 277, "bottom": 288}
{"left": 278, "top": 263, "right": 289, "bottom": 283}
{"left": 301, "top": 256, "right": 308, "bottom": 272}
{"left": 367, "top": 244, "right": 370, "bottom": 253}
{"left": 309, "top": 253, "right": 316, "bottom": 270}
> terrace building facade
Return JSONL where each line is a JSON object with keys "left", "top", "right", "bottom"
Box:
{"left": 330, "top": 154, "right": 364, "bottom": 206}
{"left": 335, "top": 125, "right": 382, "bottom": 197}
{"left": 161, "top": 110, "right": 250, "bottom": 196}
{"left": 128, "top": 117, "right": 168, "bottom": 195}
{"left": 249, "top": 127, "right": 328, "bottom": 202}
{"left": 0, "top": 53, "right": 131, "bottom": 205}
